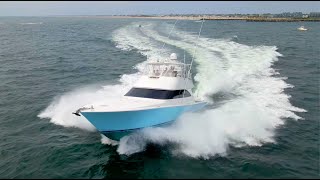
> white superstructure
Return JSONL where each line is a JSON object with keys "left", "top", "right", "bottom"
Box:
{"left": 79, "top": 53, "right": 200, "bottom": 113}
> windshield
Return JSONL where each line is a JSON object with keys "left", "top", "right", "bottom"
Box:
{"left": 125, "top": 88, "right": 191, "bottom": 99}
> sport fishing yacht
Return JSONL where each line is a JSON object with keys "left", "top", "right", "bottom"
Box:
{"left": 73, "top": 53, "right": 207, "bottom": 140}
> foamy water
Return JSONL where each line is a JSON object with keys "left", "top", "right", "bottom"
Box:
{"left": 38, "top": 21, "right": 306, "bottom": 158}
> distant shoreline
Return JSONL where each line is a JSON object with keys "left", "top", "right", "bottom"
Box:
{"left": 66, "top": 15, "right": 320, "bottom": 22}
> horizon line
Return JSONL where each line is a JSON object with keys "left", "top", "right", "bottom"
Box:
{"left": 1, "top": 11, "right": 319, "bottom": 17}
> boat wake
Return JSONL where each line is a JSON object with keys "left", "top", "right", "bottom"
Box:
{"left": 38, "top": 21, "right": 306, "bottom": 159}
{"left": 19, "top": 22, "right": 43, "bottom": 25}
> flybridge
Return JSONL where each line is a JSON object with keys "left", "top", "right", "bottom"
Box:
{"left": 134, "top": 54, "right": 195, "bottom": 91}
{"left": 143, "top": 54, "right": 192, "bottom": 79}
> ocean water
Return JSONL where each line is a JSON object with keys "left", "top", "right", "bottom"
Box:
{"left": 0, "top": 17, "right": 319, "bottom": 178}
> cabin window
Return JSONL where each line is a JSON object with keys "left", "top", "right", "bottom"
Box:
{"left": 125, "top": 88, "right": 191, "bottom": 99}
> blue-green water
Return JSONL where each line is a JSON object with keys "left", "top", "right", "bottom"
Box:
{"left": 0, "top": 17, "right": 319, "bottom": 178}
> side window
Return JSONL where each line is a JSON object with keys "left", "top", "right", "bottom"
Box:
{"left": 172, "top": 90, "right": 191, "bottom": 99}
{"left": 183, "top": 90, "right": 191, "bottom": 97}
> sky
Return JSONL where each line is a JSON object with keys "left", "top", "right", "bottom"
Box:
{"left": 0, "top": 1, "right": 319, "bottom": 16}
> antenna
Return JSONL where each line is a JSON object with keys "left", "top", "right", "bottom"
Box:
{"left": 182, "top": 16, "right": 205, "bottom": 99}
{"left": 183, "top": 48, "right": 186, "bottom": 65}
{"left": 183, "top": 22, "right": 186, "bottom": 67}
{"left": 187, "top": 17, "right": 204, "bottom": 78}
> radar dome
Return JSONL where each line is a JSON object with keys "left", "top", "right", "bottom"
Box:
{"left": 170, "top": 53, "right": 177, "bottom": 60}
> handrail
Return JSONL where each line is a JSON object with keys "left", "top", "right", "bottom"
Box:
{"left": 144, "top": 62, "right": 192, "bottom": 79}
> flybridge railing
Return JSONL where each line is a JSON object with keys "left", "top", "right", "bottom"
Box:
{"left": 143, "top": 62, "right": 192, "bottom": 79}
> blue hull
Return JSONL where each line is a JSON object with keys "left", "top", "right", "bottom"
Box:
{"left": 81, "top": 102, "right": 206, "bottom": 140}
